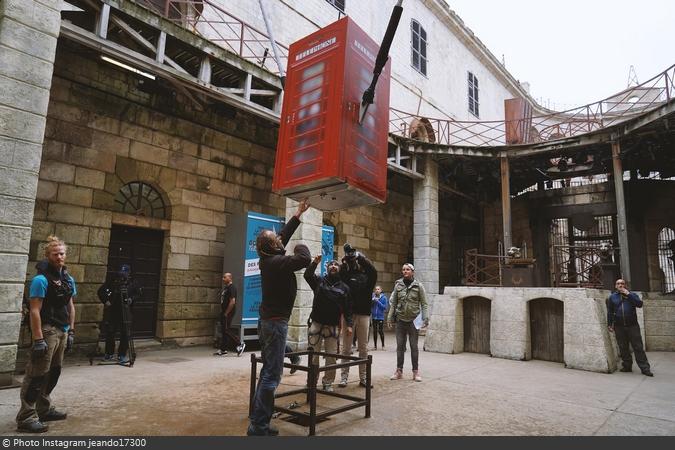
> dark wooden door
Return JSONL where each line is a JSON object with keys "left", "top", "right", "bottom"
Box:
{"left": 107, "top": 225, "right": 164, "bottom": 338}
{"left": 463, "top": 297, "right": 491, "bottom": 354}
{"left": 530, "top": 298, "right": 564, "bottom": 362}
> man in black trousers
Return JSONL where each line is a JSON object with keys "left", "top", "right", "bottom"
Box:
{"left": 607, "top": 279, "right": 654, "bottom": 377}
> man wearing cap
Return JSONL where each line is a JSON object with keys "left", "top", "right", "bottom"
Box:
{"left": 387, "top": 263, "right": 428, "bottom": 382}
{"left": 304, "top": 255, "right": 353, "bottom": 392}
{"left": 97, "top": 264, "right": 142, "bottom": 364}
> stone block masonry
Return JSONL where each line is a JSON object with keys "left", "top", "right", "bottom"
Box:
{"left": 0, "top": 0, "right": 62, "bottom": 386}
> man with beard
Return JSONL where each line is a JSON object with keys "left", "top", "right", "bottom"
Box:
{"left": 17, "top": 236, "right": 76, "bottom": 433}
{"left": 304, "top": 255, "right": 353, "bottom": 392}
{"left": 387, "top": 263, "right": 429, "bottom": 382}
{"left": 338, "top": 244, "right": 377, "bottom": 388}
{"left": 247, "top": 199, "right": 311, "bottom": 436}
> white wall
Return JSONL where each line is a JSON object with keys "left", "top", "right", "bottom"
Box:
{"left": 206, "top": 0, "right": 525, "bottom": 128}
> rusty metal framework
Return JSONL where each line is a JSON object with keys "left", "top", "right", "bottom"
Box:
{"left": 551, "top": 245, "right": 615, "bottom": 288}
{"left": 390, "top": 64, "right": 675, "bottom": 147}
{"left": 550, "top": 216, "right": 616, "bottom": 288}
{"left": 464, "top": 248, "right": 506, "bottom": 286}
{"left": 249, "top": 350, "right": 372, "bottom": 436}
{"left": 131, "top": 0, "right": 289, "bottom": 75}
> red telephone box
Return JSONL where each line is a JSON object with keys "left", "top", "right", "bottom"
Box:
{"left": 272, "top": 17, "right": 390, "bottom": 211}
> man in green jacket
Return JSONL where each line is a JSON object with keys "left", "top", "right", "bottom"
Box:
{"left": 387, "top": 263, "right": 428, "bottom": 382}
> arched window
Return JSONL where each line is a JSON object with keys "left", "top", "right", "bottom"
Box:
{"left": 114, "top": 181, "right": 167, "bottom": 219}
{"left": 657, "top": 227, "right": 675, "bottom": 293}
{"left": 411, "top": 19, "right": 427, "bottom": 76}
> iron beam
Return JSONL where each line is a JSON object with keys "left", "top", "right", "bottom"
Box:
{"left": 611, "top": 140, "right": 632, "bottom": 284}
{"left": 500, "top": 156, "right": 512, "bottom": 251}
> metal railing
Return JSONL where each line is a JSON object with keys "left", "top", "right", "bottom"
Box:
{"left": 390, "top": 64, "right": 675, "bottom": 147}
{"left": 132, "top": 0, "right": 289, "bottom": 74}
{"left": 551, "top": 245, "right": 616, "bottom": 288}
{"left": 464, "top": 248, "right": 507, "bottom": 286}
{"left": 131, "top": 2, "right": 674, "bottom": 147}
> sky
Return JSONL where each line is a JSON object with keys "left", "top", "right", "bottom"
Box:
{"left": 447, "top": 0, "right": 675, "bottom": 110}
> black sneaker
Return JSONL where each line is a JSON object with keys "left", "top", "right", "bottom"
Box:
{"left": 17, "top": 420, "right": 49, "bottom": 433}
{"left": 40, "top": 408, "right": 67, "bottom": 422}
{"left": 620, "top": 366, "right": 632, "bottom": 372}
{"left": 642, "top": 370, "right": 654, "bottom": 377}
{"left": 236, "top": 343, "right": 246, "bottom": 357}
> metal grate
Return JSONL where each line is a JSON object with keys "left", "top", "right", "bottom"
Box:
{"left": 657, "top": 227, "right": 675, "bottom": 293}
{"left": 550, "top": 216, "right": 615, "bottom": 287}
{"left": 114, "top": 181, "right": 167, "bottom": 219}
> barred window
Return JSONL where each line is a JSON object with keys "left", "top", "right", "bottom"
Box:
{"left": 657, "top": 227, "right": 675, "bottom": 293}
{"left": 411, "top": 20, "right": 427, "bottom": 76}
{"left": 114, "top": 181, "right": 166, "bottom": 219}
{"left": 468, "top": 72, "right": 479, "bottom": 117}
{"left": 326, "top": 0, "right": 345, "bottom": 12}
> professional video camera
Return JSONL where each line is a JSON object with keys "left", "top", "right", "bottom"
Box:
{"left": 343, "top": 243, "right": 357, "bottom": 259}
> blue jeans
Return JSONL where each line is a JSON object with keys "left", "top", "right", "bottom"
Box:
{"left": 395, "top": 320, "right": 419, "bottom": 371}
{"left": 248, "top": 319, "right": 288, "bottom": 434}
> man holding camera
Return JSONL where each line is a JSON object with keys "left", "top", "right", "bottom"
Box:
{"left": 338, "top": 244, "right": 377, "bottom": 388}
{"left": 607, "top": 279, "right": 653, "bottom": 377}
{"left": 97, "top": 264, "right": 141, "bottom": 364}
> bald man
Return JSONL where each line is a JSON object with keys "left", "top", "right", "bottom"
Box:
{"left": 214, "top": 272, "right": 245, "bottom": 357}
{"left": 607, "top": 279, "right": 653, "bottom": 376}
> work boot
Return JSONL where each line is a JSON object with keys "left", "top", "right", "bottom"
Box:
{"left": 17, "top": 420, "right": 49, "bottom": 433}
{"left": 620, "top": 366, "right": 632, "bottom": 373}
{"left": 390, "top": 368, "right": 403, "bottom": 380}
{"left": 290, "top": 356, "right": 300, "bottom": 374}
{"left": 413, "top": 370, "right": 422, "bottom": 382}
{"left": 40, "top": 407, "right": 67, "bottom": 422}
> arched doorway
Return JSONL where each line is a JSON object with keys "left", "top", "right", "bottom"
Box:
{"left": 529, "top": 298, "right": 564, "bottom": 363}
{"left": 463, "top": 296, "right": 491, "bottom": 354}
{"left": 106, "top": 181, "right": 167, "bottom": 338}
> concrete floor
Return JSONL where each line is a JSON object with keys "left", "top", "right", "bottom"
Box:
{"left": 1, "top": 334, "right": 674, "bottom": 436}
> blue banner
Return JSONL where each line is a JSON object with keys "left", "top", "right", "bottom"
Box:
{"left": 242, "top": 212, "right": 285, "bottom": 323}
{"left": 321, "top": 225, "right": 335, "bottom": 276}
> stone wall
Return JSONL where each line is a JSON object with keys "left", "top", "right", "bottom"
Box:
{"left": 425, "top": 287, "right": 623, "bottom": 373}
{"left": 0, "top": 0, "right": 62, "bottom": 385}
{"left": 326, "top": 173, "right": 414, "bottom": 294}
{"left": 643, "top": 293, "right": 675, "bottom": 351}
{"left": 28, "top": 39, "right": 283, "bottom": 348}
{"left": 24, "top": 37, "right": 428, "bottom": 353}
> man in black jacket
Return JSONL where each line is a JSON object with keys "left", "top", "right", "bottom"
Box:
{"left": 607, "top": 279, "right": 653, "bottom": 376}
{"left": 304, "top": 255, "right": 352, "bottom": 392}
{"left": 338, "top": 244, "right": 377, "bottom": 388}
{"left": 97, "top": 264, "right": 141, "bottom": 364}
{"left": 247, "top": 199, "right": 311, "bottom": 436}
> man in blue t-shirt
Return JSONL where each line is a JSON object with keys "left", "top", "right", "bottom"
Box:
{"left": 17, "top": 236, "right": 76, "bottom": 433}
